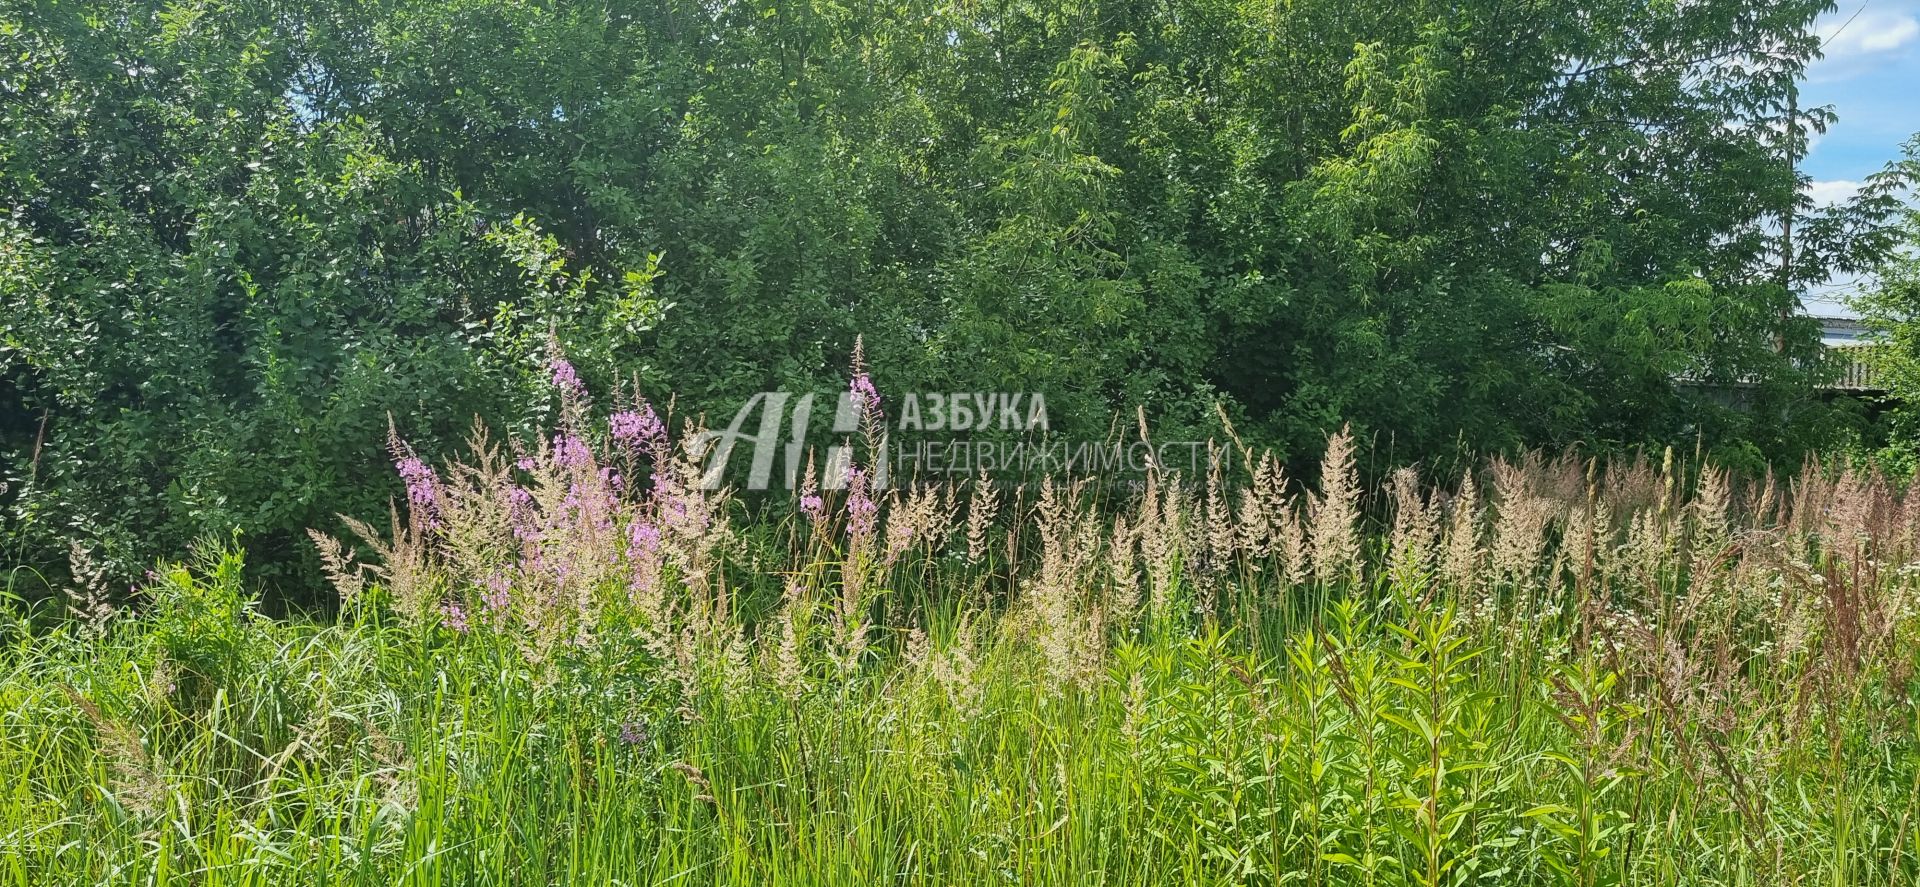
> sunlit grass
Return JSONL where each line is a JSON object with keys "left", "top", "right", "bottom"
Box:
{"left": 5, "top": 419, "right": 1919, "bottom": 885}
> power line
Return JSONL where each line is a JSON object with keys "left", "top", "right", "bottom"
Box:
{"left": 1823, "top": 0, "right": 1874, "bottom": 51}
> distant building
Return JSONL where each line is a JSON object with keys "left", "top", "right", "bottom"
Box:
{"left": 1811, "top": 315, "right": 1883, "bottom": 394}
{"left": 1674, "top": 315, "right": 1886, "bottom": 402}
{"left": 1818, "top": 316, "right": 1871, "bottom": 346}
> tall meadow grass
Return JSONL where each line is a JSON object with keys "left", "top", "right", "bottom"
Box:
{"left": 4, "top": 369, "right": 1920, "bottom": 885}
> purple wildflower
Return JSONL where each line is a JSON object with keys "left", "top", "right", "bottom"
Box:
{"left": 480, "top": 573, "right": 512, "bottom": 615}
{"left": 544, "top": 551, "right": 574, "bottom": 585}
{"left": 507, "top": 486, "right": 538, "bottom": 542}
{"left": 553, "top": 433, "right": 592, "bottom": 468}
{"left": 626, "top": 520, "right": 664, "bottom": 605}
{"left": 849, "top": 373, "right": 881, "bottom": 417}
{"left": 848, "top": 335, "right": 881, "bottom": 420}
{"left": 564, "top": 478, "right": 617, "bottom": 532}
{"left": 549, "top": 356, "right": 585, "bottom": 394}
{"left": 440, "top": 597, "right": 470, "bottom": 634}
{"left": 651, "top": 469, "right": 711, "bottom": 538}
{"left": 846, "top": 467, "right": 877, "bottom": 539}
{"left": 609, "top": 404, "right": 666, "bottom": 451}
{"left": 627, "top": 521, "right": 662, "bottom": 560}
{"left": 395, "top": 456, "right": 437, "bottom": 507}
{"left": 797, "top": 459, "right": 826, "bottom": 523}
{"left": 618, "top": 720, "right": 649, "bottom": 746}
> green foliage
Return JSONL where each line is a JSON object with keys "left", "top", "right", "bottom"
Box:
{"left": 3, "top": 0, "right": 1908, "bottom": 593}
{"left": 0, "top": 1, "right": 663, "bottom": 591}
{"left": 1849, "top": 137, "right": 1920, "bottom": 472}
{"left": 143, "top": 540, "right": 264, "bottom": 707}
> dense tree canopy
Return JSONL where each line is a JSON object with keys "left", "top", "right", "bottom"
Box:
{"left": 0, "top": 0, "right": 1903, "bottom": 589}
{"left": 1855, "top": 139, "right": 1920, "bottom": 470}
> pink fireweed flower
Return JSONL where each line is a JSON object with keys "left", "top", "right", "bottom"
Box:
{"left": 845, "top": 467, "right": 877, "bottom": 540}
{"left": 549, "top": 356, "right": 585, "bottom": 394}
{"left": 507, "top": 486, "right": 538, "bottom": 542}
{"left": 395, "top": 453, "right": 442, "bottom": 529}
{"left": 609, "top": 404, "right": 666, "bottom": 452}
{"left": 849, "top": 372, "right": 881, "bottom": 418}
{"left": 440, "top": 597, "right": 471, "bottom": 633}
{"left": 627, "top": 520, "right": 662, "bottom": 560}
{"left": 553, "top": 432, "right": 592, "bottom": 469}
{"left": 480, "top": 573, "right": 512, "bottom": 615}
{"left": 798, "top": 458, "right": 826, "bottom": 523}
{"left": 651, "top": 469, "right": 711, "bottom": 539}
{"left": 395, "top": 456, "right": 438, "bottom": 508}
{"left": 542, "top": 551, "right": 574, "bottom": 585}
{"left": 564, "top": 478, "right": 617, "bottom": 532}
{"left": 626, "top": 520, "right": 664, "bottom": 605}
{"left": 848, "top": 335, "right": 881, "bottom": 421}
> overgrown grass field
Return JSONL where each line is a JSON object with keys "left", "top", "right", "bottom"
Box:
{"left": 5, "top": 386, "right": 1920, "bottom": 884}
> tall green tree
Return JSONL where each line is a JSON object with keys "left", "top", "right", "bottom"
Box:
{"left": 1851, "top": 137, "right": 1920, "bottom": 470}
{"left": 0, "top": 0, "right": 660, "bottom": 589}
{"left": 3, "top": 0, "right": 1906, "bottom": 593}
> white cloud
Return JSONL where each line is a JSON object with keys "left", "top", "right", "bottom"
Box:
{"left": 1817, "top": 10, "right": 1920, "bottom": 61}
{"left": 1807, "top": 179, "right": 1862, "bottom": 207}
{"left": 1864, "top": 18, "right": 1920, "bottom": 52}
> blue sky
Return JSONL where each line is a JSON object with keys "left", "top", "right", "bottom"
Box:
{"left": 1801, "top": 0, "right": 1920, "bottom": 313}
